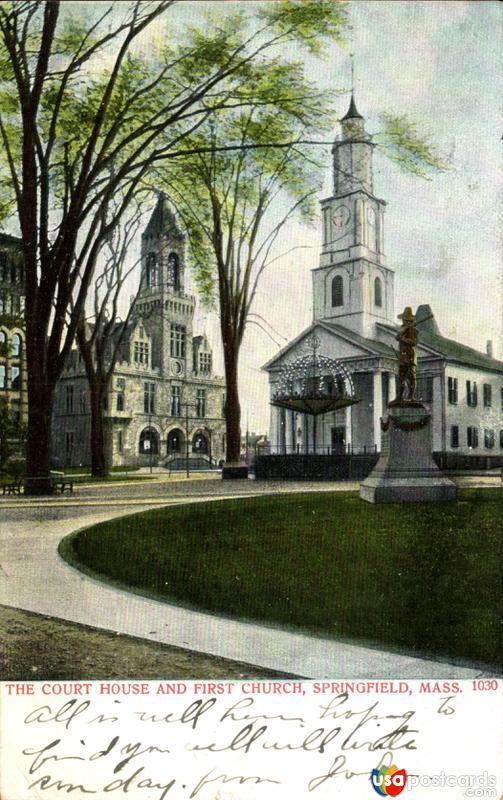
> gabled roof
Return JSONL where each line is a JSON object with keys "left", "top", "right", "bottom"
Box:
{"left": 262, "top": 320, "right": 396, "bottom": 371}
{"left": 380, "top": 306, "right": 503, "bottom": 374}
{"left": 414, "top": 305, "right": 503, "bottom": 373}
{"left": 418, "top": 334, "right": 502, "bottom": 372}
{"left": 323, "top": 322, "right": 396, "bottom": 358}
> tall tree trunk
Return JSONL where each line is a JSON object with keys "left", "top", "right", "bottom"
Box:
{"left": 24, "top": 356, "right": 54, "bottom": 494}
{"left": 89, "top": 380, "right": 108, "bottom": 478}
{"left": 223, "top": 342, "right": 241, "bottom": 463}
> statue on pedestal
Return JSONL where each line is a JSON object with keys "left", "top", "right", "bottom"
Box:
{"left": 396, "top": 306, "right": 418, "bottom": 402}
{"left": 360, "top": 304, "right": 456, "bottom": 503}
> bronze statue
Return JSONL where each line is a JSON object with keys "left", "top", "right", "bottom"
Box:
{"left": 396, "top": 306, "right": 417, "bottom": 401}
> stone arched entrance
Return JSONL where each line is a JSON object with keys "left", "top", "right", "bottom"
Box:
{"left": 139, "top": 427, "right": 159, "bottom": 455}
{"left": 167, "top": 428, "right": 184, "bottom": 455}
{"left": 192, "top": 430, "right": 209, "bottom": 455}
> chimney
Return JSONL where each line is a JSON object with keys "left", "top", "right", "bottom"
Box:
{"left": 486, "top": 340, "right": 493, "bottom": 358}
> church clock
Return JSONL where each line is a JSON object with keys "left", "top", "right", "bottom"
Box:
{"left": 332, "top": 204, "right": 351, "bottom": 239}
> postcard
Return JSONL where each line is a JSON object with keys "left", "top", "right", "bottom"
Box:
{"left": 0, "top": 0, "right": 502, "bottom": 798}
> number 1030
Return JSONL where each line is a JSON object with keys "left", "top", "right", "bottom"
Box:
{"left": 472, "top": 679, "right": 499, "bottom": 691}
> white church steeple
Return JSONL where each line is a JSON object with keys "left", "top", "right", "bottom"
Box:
{"left": 312, "top": 94, "right": 395, "bottom": 338}
{"left": 333, "top": 93, "right": 373, "bottom": 195}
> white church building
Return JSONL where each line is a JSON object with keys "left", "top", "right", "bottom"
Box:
{"left": 263, "top": 97, "right": 503, "bottom": 469}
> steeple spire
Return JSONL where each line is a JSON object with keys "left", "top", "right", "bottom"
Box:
{"left": 342, "top": 54, "right": 363, "bottom": 121}
{"left": 144, "top": 192, "right": 184, "bottom": 240}
{"left": 342, "top": 93, "right": 364, "bottom": 121}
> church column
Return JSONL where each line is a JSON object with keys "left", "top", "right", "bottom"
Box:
{"left": 373, "top": 371, "right": 383, "bottom": 452}
{"left": 279, "top": 408, "right": 286, "bottom": 454}
{"left": 285, "top": 410, "right": 294, "bottom": 454}
{"left": 345, "top": 404, "right": 353, "bottom": 453}
{"left": 270, "top": 404, "right": 279, "bottom": 452}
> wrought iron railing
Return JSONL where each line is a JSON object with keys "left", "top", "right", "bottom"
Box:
{"left": 255, "top": 443, "right": 378, "bottom": 456}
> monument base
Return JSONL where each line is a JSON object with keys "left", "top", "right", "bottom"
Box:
{"left": 222, "top": 463, "right": 249, "bottom": 480}
{"left": 360, "top": 403, "right": 457, "bottom": 504}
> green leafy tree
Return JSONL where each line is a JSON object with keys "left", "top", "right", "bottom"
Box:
{"left": 76, "top": 199, "right": 145, "bottom": 478}
{"left": 0, "top": 0, "right": 447, "bottom": 485}
{"left": 376, "top": 113, "right": 449, "bottom": 178}
{"left": 159, "top": 86, "right": 329, "bottom": 463}
{"left": 157, "top": 82, "right": 448, "bottom": 467}
{"left": 0, "top": 0, "right": 353, "bottom": 491}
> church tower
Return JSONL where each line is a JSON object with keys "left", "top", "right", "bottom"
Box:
{"left": 136, "top": 193, "right": 196, "bottom": 377}
{"left": 312, "top": 96, "right": 395, "bottom": 337}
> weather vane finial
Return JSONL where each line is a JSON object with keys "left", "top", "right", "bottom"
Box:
{"left": 350, "top": 52, "right": 355, "bottom": 94}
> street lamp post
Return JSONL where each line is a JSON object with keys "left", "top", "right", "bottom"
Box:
{"left": 148, "top": 406, "right": 153, "bottom": 474}
{"left": 184, "top": 401, "right": 190, "bottom": 478}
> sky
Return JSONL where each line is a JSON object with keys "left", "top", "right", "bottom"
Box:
{"left": 10, "top": 1, "right": 503, "bottom": 433}
{"left": 205, "top": 0, "right": 502, "bottom": 433}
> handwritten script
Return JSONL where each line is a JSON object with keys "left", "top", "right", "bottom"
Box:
{"left": 1, "top": 680, "right": 501, "bottom": 799}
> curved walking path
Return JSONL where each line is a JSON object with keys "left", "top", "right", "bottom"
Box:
{"left": 1, "top": 474, "right": 500, "bottom": 679}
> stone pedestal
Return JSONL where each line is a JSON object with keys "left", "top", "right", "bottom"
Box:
{"left": 222, "top": 463, "right": 249, "bottom": 480}
{"left": 360, "top": 402, "right": 457, "bottom": 503}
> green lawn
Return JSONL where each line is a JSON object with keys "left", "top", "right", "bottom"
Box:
{"left": 60, "top": 489, "right": 503, "bottom": 667}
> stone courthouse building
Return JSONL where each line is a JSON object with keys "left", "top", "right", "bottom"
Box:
{"left": 264, "top": 96, "right": 503, "bottom": 468}
{"left": 52, "top": 196, "right": 226, "bottom": 469}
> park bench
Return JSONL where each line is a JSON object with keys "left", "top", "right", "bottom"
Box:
{"left": 50, "top": 471, "right": 74, "bottom": 494}
{"left": 1, "top": 475, "right": 23, "bottom": 495}
{"left": 56, "top": 478, "right": 74, "bottom": 494}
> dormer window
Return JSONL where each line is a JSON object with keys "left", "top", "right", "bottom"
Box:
{"left": 199, "top": 352, "right": 212, "bottom": 374}
{"left": 134, "top": 341, "right": 149, "bottom": 365}
{"left": 146, "top": 252, "right": 158, "bottom": 287}
{"left": 331, "top": 275, "right": 343, "bottom": 307}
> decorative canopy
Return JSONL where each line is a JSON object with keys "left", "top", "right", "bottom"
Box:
{"left": 271, "top": 334, "right": 359, "bottom": 416}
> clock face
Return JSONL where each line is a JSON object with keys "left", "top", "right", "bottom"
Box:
{"left": 332, "top": 204, "right": 351, "bottom": 229}
{"left": 171, "top": 360, "right": 183, "bottom": 376}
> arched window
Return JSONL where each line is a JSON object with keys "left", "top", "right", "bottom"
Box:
{"left": 331, "top": 275, "right": 343, "bottom": 307}
{"left": 192, "top": 431, "right": 208, "bottom": 455}
{"left": 146, "top": 252, "right": 158, "bottom": 287}
{"left": 0, "top": 330, "right": 5, "bottom": 352}
{"left": 167, "top": 252, "right": 180, "bottom": 291}
{"left": 139, "top": 427, "right": 159, "bottom": 455}
{"left": 11, "top": 333, "right": 21, "bottom": 357}
{"left": 167, "top": 428, "right": 183, "bottom": 454}
{"left": 374, "top": 276, "right": 383, "bottom": 307}
{"left": 11, "top": 365, "right": 20, "bottom": 390}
